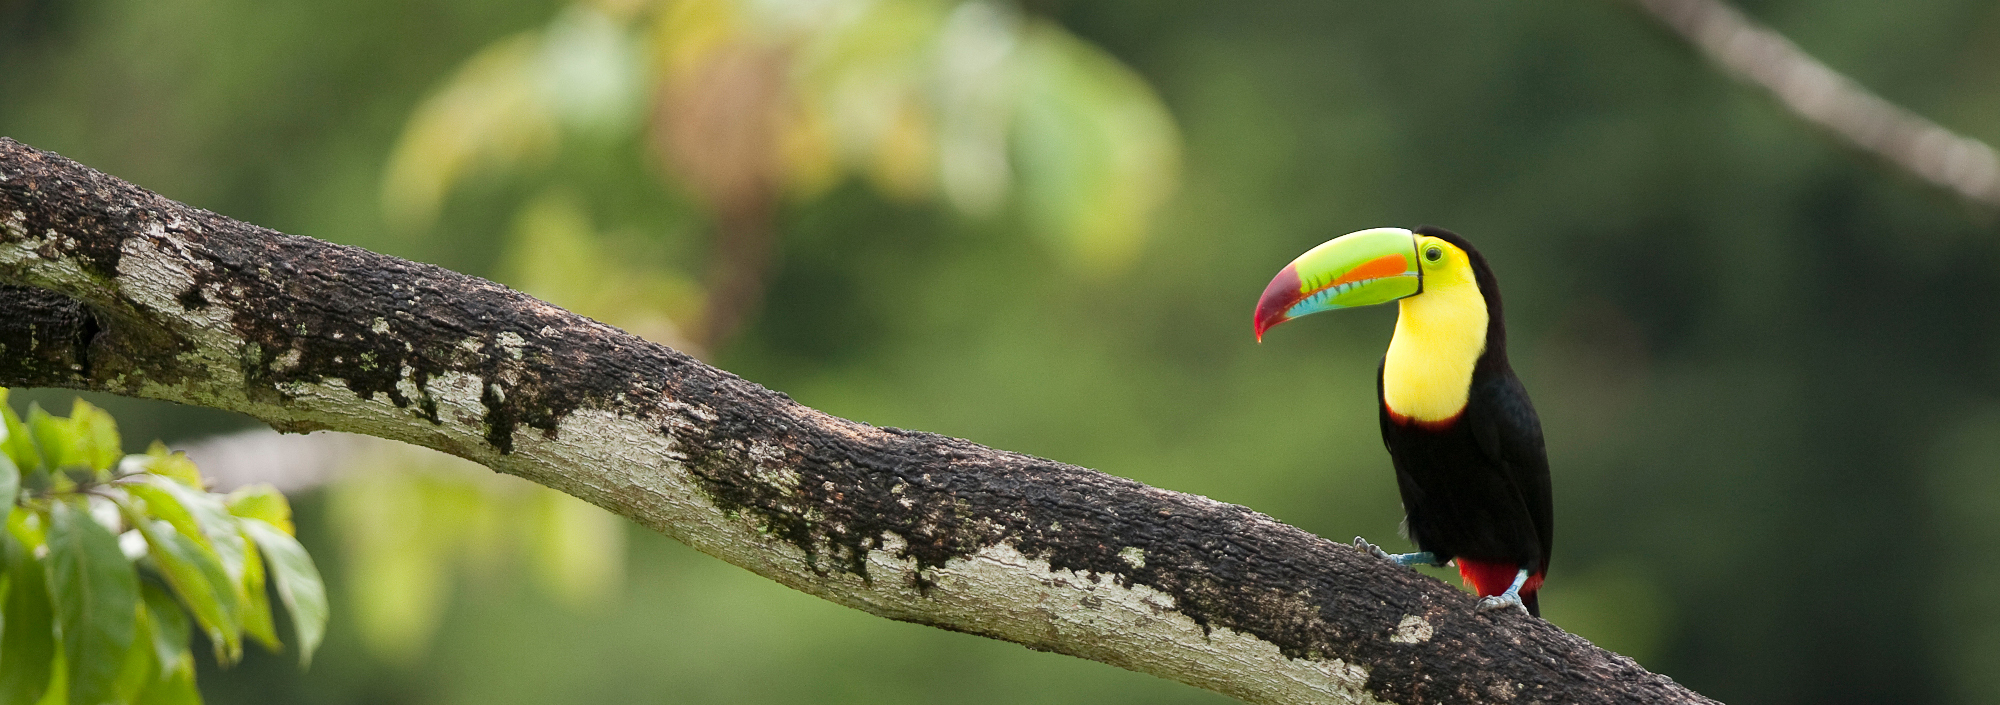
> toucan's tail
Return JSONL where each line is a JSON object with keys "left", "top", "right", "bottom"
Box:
{"left": 1523, "top": 591, "right": 1540, "bottom": 618}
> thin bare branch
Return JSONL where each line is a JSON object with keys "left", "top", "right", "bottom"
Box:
{"left": 1633, "top": 0, "right": 2000, "bottom": 208}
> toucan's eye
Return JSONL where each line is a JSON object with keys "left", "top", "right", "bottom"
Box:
{"left": 1424, "top": 246, "right": 1443, "bottom": 263}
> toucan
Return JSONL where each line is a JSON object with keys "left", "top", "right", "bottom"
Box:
{"left": 1253, "top": 226, "right": 1552, "bottom": 616}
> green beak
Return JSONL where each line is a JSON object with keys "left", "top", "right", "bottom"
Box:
{"left": 1253, "top": 227, "right": 1422, "bottom": 340}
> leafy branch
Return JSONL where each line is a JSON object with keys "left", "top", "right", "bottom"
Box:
{"left": 0, "top": 391, "right": 328, "bottom": 705}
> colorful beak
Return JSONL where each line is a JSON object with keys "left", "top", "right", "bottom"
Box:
{"left": 1253, "top": 227, "right": 1423, "bottom": 341}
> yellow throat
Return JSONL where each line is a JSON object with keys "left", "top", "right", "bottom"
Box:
{"left": 1381, "top": 238, "right": 1489, "bottom": 423}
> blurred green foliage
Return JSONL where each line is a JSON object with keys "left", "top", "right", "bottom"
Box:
{"left": 333, "top": 0, "right": 1182, "bottom": 668}
{"left": 0, "top": 390, "right": 327, "bottom": 705}
{"left": 6, "top": 0, "right": 2000, "bottom": 704}
{"left": 380, "top": 0, "right": 1179, "bottom": 270}
{"left": 324, "top": 443, "right": 623, "bottom": 661}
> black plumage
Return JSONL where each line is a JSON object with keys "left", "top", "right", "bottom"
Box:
{"left": 1377, "top": 227, "right": 1553, "bottom": 616}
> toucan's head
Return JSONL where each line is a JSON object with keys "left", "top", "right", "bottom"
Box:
{"left": 1253, "top": 226, "right": 1487, "bottom": 341}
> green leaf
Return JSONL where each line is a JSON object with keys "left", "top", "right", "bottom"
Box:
{"left": 25, "top": 405, "right": 79, "bottom": 473}
{"left": 0, "top": 451, "right": 18, "bottom": 526}
{"left": 5, "top": 508, "right": 43, "bottom": 557}
{"left": 244, "top": 519, "right": 326, "bottom": 666}
{"left": 131, "top": 517, "right": 240, "bottom": 664}
{"left": 125, "top": 484, "right": 197, "bottom": 545}
{"left": 144, "top": 477, "right": 248, "bottom": 585}
{"left": 112, "top": 602, "right": 157, "bottom": 703}
{"left": 132, "top": 655, "right": 197, "bottom": 705}
{"left": 237, "top": 530, "right": 280, "bottom": 651}
{"left": 65, "top": 400, "right": 121, "bottom": 475}
{"left": 143, "top": 478, "right": 232, "bottom": 546}
{"left": 0, "top": 537, "right": 56, "bottom": 705}
{"left": 31, "top": 654, "right": 63, "bottom": 705}
{"left": 138, "top": 443, "right": 200, "bottom": 488}
{"left": 44, "top": 501, "right": 139, "bottom": 705}
{"left": 1011, "top": 21, "right": 1178, "bottom": 272}
{"left": 0, "top": 396, "right": 40, "bottom": 473}
{"left": 224, "top": 484, "right": 293, "bottom": 536}
{"left": 138, "top": 583, "right": 191, "bottom": 672}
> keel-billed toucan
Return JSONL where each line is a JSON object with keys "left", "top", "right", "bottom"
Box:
{"left": 1253, "top": 226, "right": 1552, "bottom": 616}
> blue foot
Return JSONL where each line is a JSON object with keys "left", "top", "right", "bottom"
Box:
{"left": 1393, "top": 551, "right": 1441, "bottom": 567}
{"left": 1352, "top": 537, "right": 1442, "bottom": 567}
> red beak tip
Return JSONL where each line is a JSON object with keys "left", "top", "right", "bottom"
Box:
{"left": 1253, "top": 317, "right": 1280, "bottom": 342}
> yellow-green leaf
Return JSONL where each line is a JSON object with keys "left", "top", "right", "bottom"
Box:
{"left": 1011, "top": 21, "right": 1178, "bottom": 272}
{"left": 139, "top": 443, "right": 201, "bottom": 488}
{"left": 131, "top": 518, "right": 240, "bottom": 664}
{"left": 244, "top": 519, "right": 326, "bottom": 666}
{"left": 4, "top": 508, "right": 41, "bottom": 555}
{"left": 132, "top": 655, "right": 198, "bottom": 705}
{"left": 44, "top": 501, "right": 139, "bottom": 705}
{"left": 0, "top": 397, "right": 40, "bottom": 473}
{"left": 30, "top": 654, "right": 63, "bottom": 705}
{"left": 0, "top": 451, "right": 18, "bottom": 527}
{"left": 111, "top": 602, "right": 157, "bottom": 703}
{"left": 125, "top": 484, "right": 203, "bottom": 551}
{"left": 224, "top": 484, "right": 293, "bottom": 536}
{"left": 65, "top": 400, "right": 121, "bottom": 474}
{"left": 24, "top": 405, "right": 77, "bottom": 473}
{"left": 146, "top": 477, "right": 247, "bottom": 584}
{"left": 0, "top": 536, "right": 56, "bottom": 705}
{"left": 238, "top": 530, "right": 280, "bottom": 651}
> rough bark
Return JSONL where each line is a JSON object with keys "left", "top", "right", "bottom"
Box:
{"left": 0, "top": 138, "right": 1714, "bottom": 704}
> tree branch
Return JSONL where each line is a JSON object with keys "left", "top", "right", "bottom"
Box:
{"left": 0, "top": 138, "right": 1712, "bottom": 704}
{"left": 1632, "top": 0, "right": 2000, "bottom": 209}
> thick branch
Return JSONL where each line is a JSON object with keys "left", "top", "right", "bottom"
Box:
{"left": 0, "top": 138, "right": 1712, "bottom": 704}
{"left": 1633, "top": 0, "right": 2000, "bottom": 208}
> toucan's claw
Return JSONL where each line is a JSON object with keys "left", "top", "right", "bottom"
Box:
{"left": 1353, "top": 537, "right": 1393, "bottom": 561}
{"left": 1475, "top": 567, "right": 1533, "bottom": 615}
{"left": 1476, "top": 593, "right": 1527, "bottom": 614}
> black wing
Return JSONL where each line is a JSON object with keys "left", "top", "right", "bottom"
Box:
{"left": 1465, "top": 366, "right": 1553, "bottom": 572}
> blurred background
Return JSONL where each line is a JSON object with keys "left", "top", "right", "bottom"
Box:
{"left": 5, "top": 0, "right": 2000, "bottom": 703}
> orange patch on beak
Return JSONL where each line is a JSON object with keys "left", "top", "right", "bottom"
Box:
{"left": 1324, "top": 253, "right": 1411, "bottom": 291}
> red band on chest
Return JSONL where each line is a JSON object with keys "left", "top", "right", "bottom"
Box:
{"left": 1385, "top": 406, "right": 1462, "bottom": 432}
